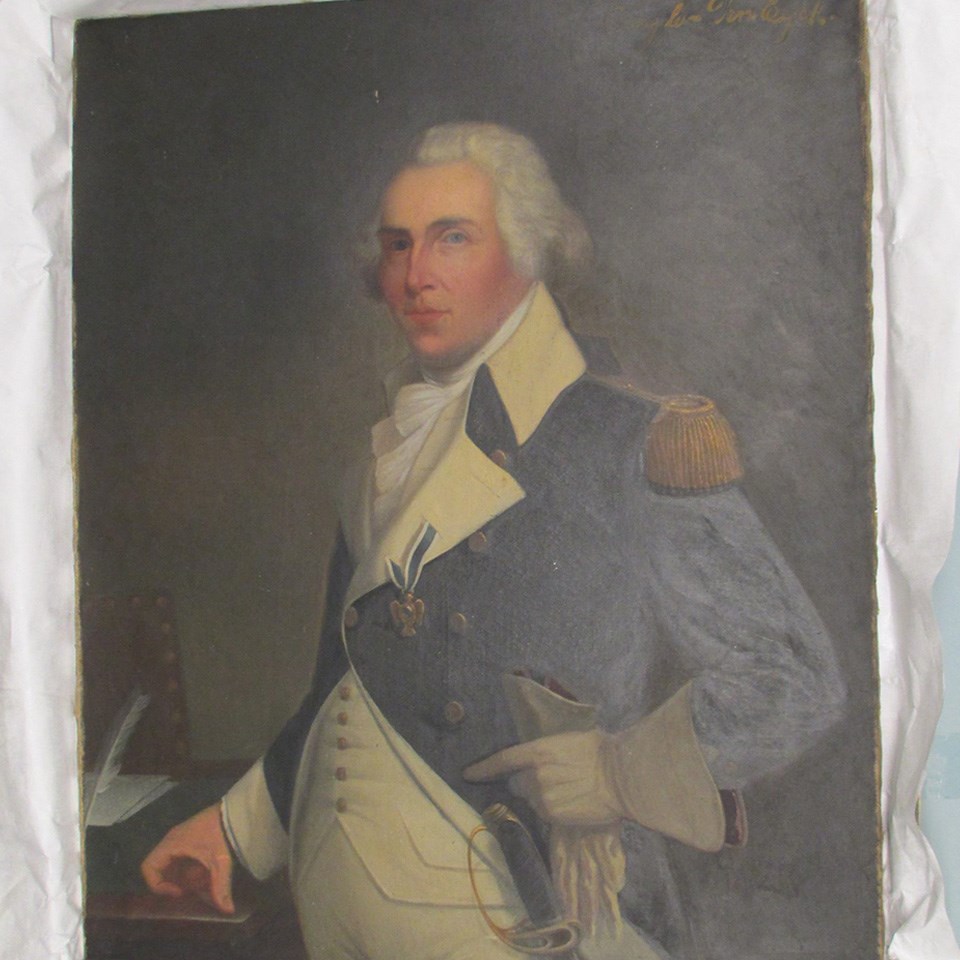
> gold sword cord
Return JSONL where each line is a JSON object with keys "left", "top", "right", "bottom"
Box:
{"left": 467, "top": 824, "right": 581, "bottom": 956}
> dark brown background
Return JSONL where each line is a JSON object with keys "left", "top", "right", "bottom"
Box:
{"left": 74, "top": 1, "right": 875, "bottom": 956}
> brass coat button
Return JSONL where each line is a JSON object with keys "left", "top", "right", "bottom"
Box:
{"left": 337, "top": 712, "right": 349, "bottom": 725}
{"left": 339, "top": 685, "right": 352, "bottom": 701}
{"left": 336, "top": 798, "right": 348, "bottom": 813}
{"left": 337, "top": 737, "right": 349, "bottom": 750}
{"left": 335, "top": 767, "right": 347, "bottom": 781}
{"left": 448, "top": 612, "right": 469, "bottom": 635}
{"left": 468, "top": 531, "right": 489, "bottom": 553}
{"left": 490, "top": 449, "right": 509, "bottom": 469}
{"left": 343, "top": 606, "right": 359, "bottom": 628}
{"left": 443, "top": 700, "right": 466, "bottom": 727}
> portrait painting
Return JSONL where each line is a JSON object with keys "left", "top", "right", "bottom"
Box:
{"left": 72, "top": 1, "right": 878, "bottom": 958}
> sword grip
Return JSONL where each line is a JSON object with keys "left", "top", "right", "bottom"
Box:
{"left": 482, "top": 803, "right": 582, "bottom": 957}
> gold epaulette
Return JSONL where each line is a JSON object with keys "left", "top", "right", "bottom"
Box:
{"left": 645, "top": 395, "right": 743, "bottom": 494}
{"left": 590, "top": 375, "right": 744, "bottom": 493}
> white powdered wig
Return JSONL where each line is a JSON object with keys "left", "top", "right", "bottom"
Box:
{"left": 409, "top": 122, "right": 592, "bottom": 283}
{"left": 361, "top": 122, "right": 592, "bottom": 295}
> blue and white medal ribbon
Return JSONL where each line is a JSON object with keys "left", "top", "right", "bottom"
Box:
{"left": 386, "top": 521, "right": 437, "bottom": 637}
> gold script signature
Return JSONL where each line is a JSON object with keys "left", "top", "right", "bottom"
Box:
{"left": 642, "top": 0, "right": 837, "bottom": 44}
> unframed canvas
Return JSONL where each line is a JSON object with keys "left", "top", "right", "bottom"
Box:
{"left": 74, "top": 1, "right": 877, "bottom": 958}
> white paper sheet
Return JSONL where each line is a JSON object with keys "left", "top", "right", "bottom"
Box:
{"left": 0, "top": 0, "right": 957, "bottom": 957}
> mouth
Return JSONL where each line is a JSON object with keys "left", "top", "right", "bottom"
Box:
{"left": 403, "top": 308, "right": 449, "bottom": 326}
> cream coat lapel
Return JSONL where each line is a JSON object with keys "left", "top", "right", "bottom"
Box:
{"left": 342, "top": 403, "right": 525, "bottom": 607}
{"left": 484, "top": 283, "right": 587, "bottom": 445}
{"left": 340, "top": 283, "right": 586, "bottom": 608}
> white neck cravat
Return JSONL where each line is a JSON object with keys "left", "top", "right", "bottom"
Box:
{"left": 370, "top": 284, "right": 536, "bottom": 534}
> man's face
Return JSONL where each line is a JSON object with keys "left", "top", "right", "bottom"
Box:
{"left": 377, "top": 161, "right": 533, "bottom": 369}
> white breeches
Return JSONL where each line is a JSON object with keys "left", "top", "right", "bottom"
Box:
{"left": 295, "top": 824, "right": 524, "bottom": 960}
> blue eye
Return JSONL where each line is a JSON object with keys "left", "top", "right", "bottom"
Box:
{"left": 382, "top": 236, "right": 411, "bottom": 253}
{"left": 443, "top": 230, "right": 468, "bottom": 244}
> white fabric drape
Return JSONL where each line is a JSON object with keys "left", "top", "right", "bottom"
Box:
{"left": 0, "top": 3, "right": 958, "bottom": 957}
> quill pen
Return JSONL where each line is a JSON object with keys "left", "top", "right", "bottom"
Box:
{"left": 83, "top": 687, "right": 151, "bottom": 829}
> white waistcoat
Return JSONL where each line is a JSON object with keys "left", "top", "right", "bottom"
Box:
{"left": 289, "top": 668, "right": 521, "bottom": 909}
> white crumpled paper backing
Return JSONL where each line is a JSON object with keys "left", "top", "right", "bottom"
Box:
{"left": 1, "top": 0, "right": 958, "bottom": 957}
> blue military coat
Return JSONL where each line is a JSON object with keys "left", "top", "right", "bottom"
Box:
{"left": 257, "top": 285, "right": 845, "bottom": 955}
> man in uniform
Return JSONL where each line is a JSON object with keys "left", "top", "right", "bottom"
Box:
{"left": 142, "top": 122, "right": 846, "bottom": 959}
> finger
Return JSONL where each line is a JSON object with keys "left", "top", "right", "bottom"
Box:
{"left": 146, "top": 877, "right": 186, "bottom": 898}
{"left": 142, "top": 852, "right": 184, "bottom": 896}
{"left": 507, "top": 770, "right": 531, "bottom": 798}
{"left": 508, "top": 771, "right": 549, "bottom": 820}
{"left": 172, "top": 854, "right": 235, "bottom": 916}
{"left": 208, "top": 855, "right": 236, "bottom": 915}
{"left": 142, "top": 860, "right": 185, "bottom": 898}
{"left": 463, "top": 742, "right": 544, "bottom": 782}
{"left": 509, "top": 767, "right": 571, "bottom": 811}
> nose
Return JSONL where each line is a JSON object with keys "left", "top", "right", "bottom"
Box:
{"left": 404, "top": 244, "right": 436, "bottom": 297}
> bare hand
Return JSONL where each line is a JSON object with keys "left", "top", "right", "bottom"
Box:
{"left": 141, "top": 803, "right": 235, "bottom": 915}
{"left": 463, "top": 730, "right": 624, "bottom": 826}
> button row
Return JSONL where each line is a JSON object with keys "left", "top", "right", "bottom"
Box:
{"left": 334, "top": 686, "right": 353, "bottom": 812}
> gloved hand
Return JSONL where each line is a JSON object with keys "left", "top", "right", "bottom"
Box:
{"left": 464, "top": 729, "right": 626, "bottom": 935}
{"left": 463, "top": 728, "right": 624, "bottom": 826}
{"left": 464, "top": 683, "right": 728, "bottom": 850}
